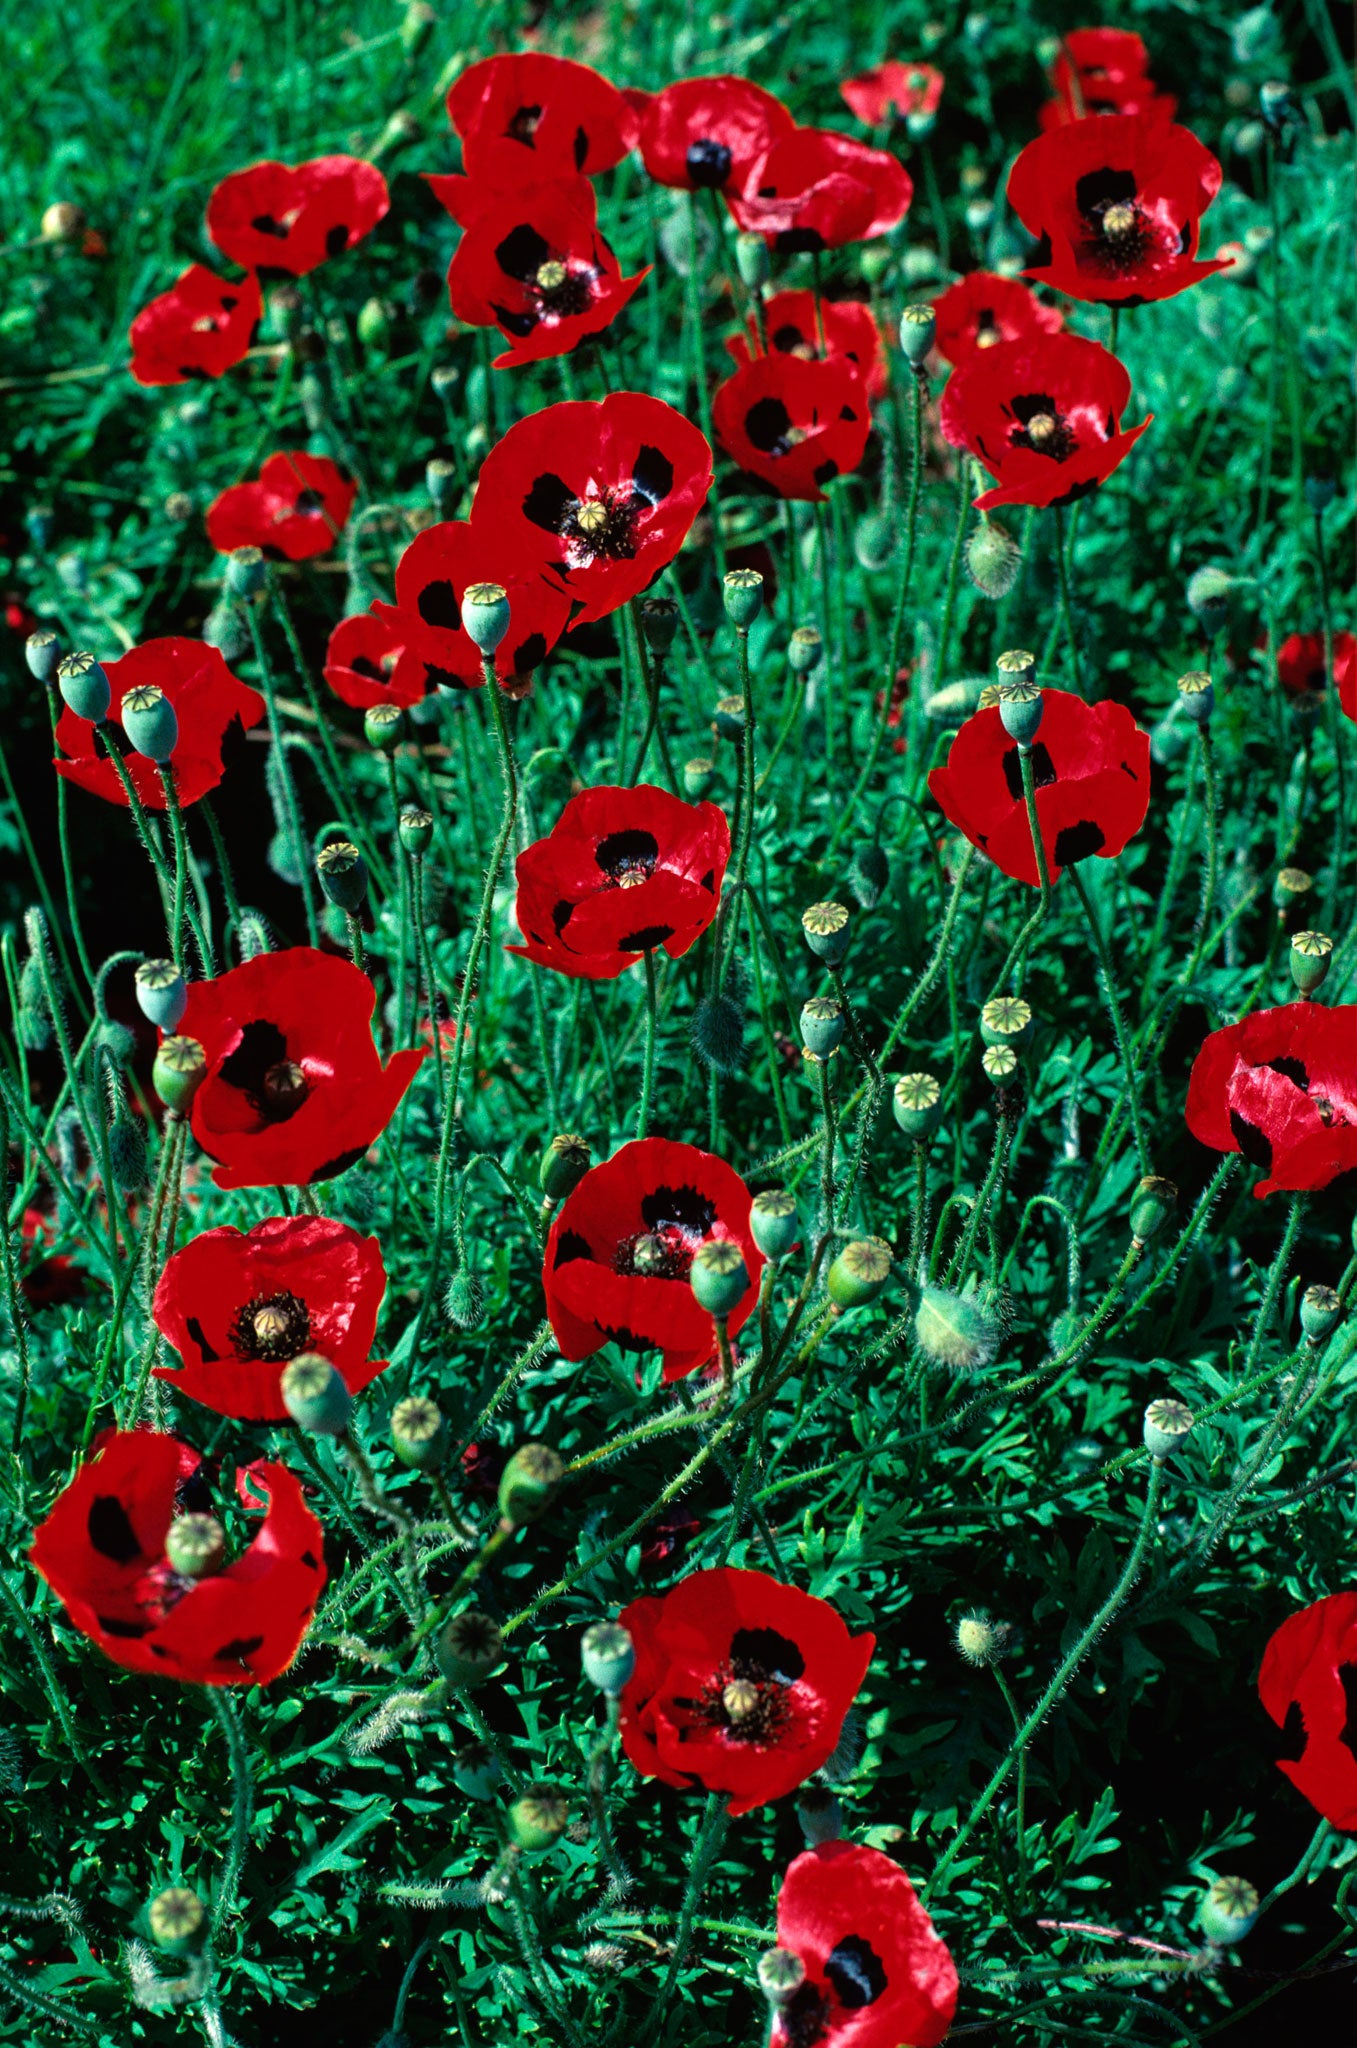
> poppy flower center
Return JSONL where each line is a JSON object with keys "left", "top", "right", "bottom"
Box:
{"left": 686, "top": 136, "right": 733, "bottom": 189}
{"left": 230, "top": 1289, "right": 311, "bottom": 1362}
{"left": 1075, "top": 170, "right": 1154, "bottom": 270}
{"left": 1009, "top": 394, "right": 1077, "bottom": 463}
{"left": 264, "top": 1060, "right": 308, "bottom": 1115}
{"left": 1102, "top": 201, "right": 1138, "bottom": 241}
{"left": 530, "top": 259, "right": 596, "bottom": 319}
{"left": 595, "top": 827, "right": 659, "bottom": 886}
{"left": 616, "top": 1227, "right": 693, "bottom": 1281}
{"left": 507, "top": 103, "right": 543, "bottom": 144}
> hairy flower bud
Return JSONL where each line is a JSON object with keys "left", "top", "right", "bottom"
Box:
{"left": 691, "top": 992, "right": 744, "bottom": 1073}
{"left": 966, "top": 517, "right": 1022, "bottom": 599}
{"left": 915, "top": 1286, "right": 999, "bottom": 1372}
{"left": 1129, "top": 1176, "right": 1177, "bottom": 1248}
{"left": 849, "top": 840, "right": 890, "bottom": 909}
{"left": 795, "top": 1786, "right": 843, "bottom": 1845}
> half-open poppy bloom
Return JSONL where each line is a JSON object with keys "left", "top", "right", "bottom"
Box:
{"left": 1041, "top": 29, "right": 1176, "bottom": 130}
{"left": 129, "top": 264, "right": 262, "bottom": 387}
{"left": 1278, "top": 630, "right": 1357, "bottom": 720}
{"left": 54, "top": 637, "right": 264, "bottom": 812}
{"left": 205, "top": 156, "right": 389, "bottom": 276}
{"left": 472, "top": 393, "right": 712, "bottom": 627}
{"left": 617, "top": 1567, "right": 874, "bottom": 1815}
{"left": 726, "top": 290, "right": 888, "bottom": 398}
{"left": 931, "top": 270, "right": 1064, "bottom": 367}
{"left": 1258, "top": 1593, "right": 1357, "bottom": 1831}
{"left": 840, "top": 61, "right": 944, "bottom": 130}
{"left": 713, "top": 352, "right": 871, "bottom": 502}
{"left": 30, "top": 1431, "right": 325, "bottom": 1686}
{"left": 928, "top": 690, "right": 1151, "bottom": 888}
{"left": 206, "top": 451, "right": 356, "bottom": 561}
{"left": 543, "top": 1137, "right": 762, "bottom": 1380}
{"left": 446, "top": 51, "right": 638, "bottom": 191}
{"left": 728, "top": 128, "right": 913, "bottom": 250}
{"left": 771, "top": 1841, "right": 959, "bottom": 2048}
{"left": 377, "top": 519, "right": 574, "bottom": 691}
{"left": 1009, "top": 112, "right": 1227, "bottom": 305}
{"left": 633, "top": 74, "right": 794, "bottom": 192}
{"left": 508, "top": 783, "right": 729, "bottom": 979}
{"left": 323, "top": 609, "right": 430, "bottom": 712}
{"left": 447, "top": 178, "right": 648, "bottom": 369}
{"left": 177, "top": 948, "right": 425, "bottom": 1190}
{"left": 940, "top": 332, "right": 1151, "bottom": 511}
{"left": 1185, "top": 1003, "right": 1357, "bottom": 1200}
{"left": 152, "top": 1214, "right": 389, "bottom": 1420}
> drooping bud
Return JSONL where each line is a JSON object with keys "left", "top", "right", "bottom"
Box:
{"left": 152, "top": 1034, "right": 206, "bottom": 1114}
{"left": 637, "top": 596, "right": 680, "bottom": 656}
{"left": 757, "top": 1947, "right": 807, "bottom": 2009}
{"left": 316, "top": 840, "right": 369, "bottom": 915}
{"left": 148, "top": 1887, "right": 206, "bottom": 1956}
{"left": 722, "top": 567, "right": 764, "bottom": 630}
{"left": 446, "top": 1268, "right": 485, "bottom": 1330}
{"left": 1300, "top": 1284, "right": 1342, "bottom": 1346}
{"left": 226, "top": 546, "right": 267, "bottom": 598}
{"left": 1143, "top": 1397, "right": 1194, "bottom": 1461}
{"left": 121, "top": 684, "right": 179, "bottom": 763}
{"left": 1304, "top": 475, "right": 1336, "bottom": 513}
{"left": 849, "top": 841, "right": 890, "bottom": 909}
{"left": 365, "top": 702, "right": 404, "bottom": 752}
{"left": 787, "top": 625, "right": 823, "bottom": 675}
{"left": 581, "top": 1619, "right": 635, "bottom": 1697}
{"left": 135, "top": 958, "right": 187, "bottom": 1032}
{"left": 508, "top": 1783, "right": 571, "bottom": 1852}
{"left": 735, "top": 232, "right": 771, "bottom": 290}
{"left": 893, "top": 1072, "right": 944, "bottom": 1140}
{"left": 854, "top": 510, "right": 895, "bottom": 572}
{"left": 164, "top": 1513, "right": 226, "bottom": 1579}
{"left": 980, "top": 995, "right": 1033, "bottom": 1050}
{"left": 801, "top": 901, "right": 850, "bottom": 965}
{"left": 462, "top": 581, "right": 511, "bottom": 655}
{"left": 25, "top": 629, "right": 60, "bottom": 686}
{"left": 498, "top": 1442, "right": 565, "bottom": 1528}
{"left": 540, "top": 1133, "right": 592, "bottom": 1202}
{"left": 1199, "top": 1876, "right": 1260, "bottom": 1946}
{"left": 966, "top": 517, "right": 1022, "bottom": 599}
{"left": 691, "top": 992, "right": 744, "bottom": 1072}
{"left": 683, "top": 756, "right": 716, "bottom": 799}
{"left": 1290, "top": 928, "right": 1333, "bottom": 997}
{"left": 751, "top": 1189, "right": 798, "bottom": 1260}
{"left": 1177, "top": 669, "right": 1214, "bottom": 725}
{"left": 281, "top": 1353, "right": 352, "bottom": 1435}
{"left": 690, "top": 1240, "right": 750, "bottom": 1319}
{"left": 390, "top": 1395, "right": 449, "bottom": 1471}
{"left": 827, "top": 1237, "right": 893, "bottom": 1310}
{"left": 915, "top": 1286, "right": 1000, "bottom": 1372}
{"left": 436, "top": 1608, "right": 504, "bottom": 1687}
{"left": 1129, "top": 1175, "right": 1176, "bottom": 1248}
{"left": 57, "top": 650, "right": 110, "bottom": 723}
{"left": 899, "top": 303, "right": 937, "bottom": 366}
{"left": 399, "top": 806, "right": 434, "bottom": 857}
{"left": 800, "top": 996, "right": 846, "bottom": 1059}
{"left": 356, "top": 296, "right": 392, "bottom": 351}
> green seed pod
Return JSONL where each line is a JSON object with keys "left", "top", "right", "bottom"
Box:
{"left": 25, "top": 629, "right": 60, "bottom": 686}
{"left": 1290, "top": 928, "right": 1333, "bottom": 996}
{"left": 121, "top": 684, "right": 178, "bottom": 763}
{"left": 391, "top": 1395, "right": 449, "bottom": 1471}
{"left": 226, "top": 546, "right": 267, "bottom": 598}
{"left": 152, "top": 1035, "right": 207, "bottom": 1114}
{"left": 995, "top": 648, "right": 1036, "bottom": 687}
{"left": 451, "top": 1741, "right": 501, "bottom": 1799}
{"left": 399, "top": 806, "right": 434, "bottom": 857}
{"left": 690, "top": 1240, "right": 750, "bottom": 1319}
{"left": 757, "top": 1947, "right": 806, "bottom": 2009}
{"left": 540, "top": 1132, "right": 592, "bottom": 1202}
{"left": 899, "top": 303, "right": 937, "bottom": 365}
{"left": 135, "top": 958, "right": 187, "bottom": 1032}
{"left": 751, "top": 1189, "right": 798, "bottom": 1260}
{"left": 581, "top": 1619, "right": 635, "bottom": 1697}
{"left": 1304, "top": 475, "right": 1336, "bottom": 513}
{"left": 1300, "top": 1284, "right": 1342, "bottom": 1345}
{"left": 425, "top": 457, "right": 457, "bottom": 517}
{"left": 735, "top": 231, "right": 771, "bottom": 289}
{"left": 683, "top": 756, "right": 716, "bottom": 799}
{"left": 980, "top": 995, "right": 1033, "bottom": 1050}
{"left": 164, "top": 1513, "right": 226, "bottom": 1579}
{"left": 827, "top": 1237, "right": 893, "bottom": 1310}
{"left": 508, "top": 1783, "right": 571, "bottom": 1853}
{"left": 859, "top": 239, "right": 893, "bottom": 284}
{"left": 787, "top": 625, "right": 823, "bottom": 675}
{"left": 691, "top": 992, "right": 744, "bottom": 1073}
{"left": 436, "top": 1608, "right": 504, "bottom": 1688}
{"left": 966, "top": 517, "right": 1022, "bottom": 599}
{"left": 637, "top": 596, "right": 680, "bottom": 656}
{"left": 849, "top": 841, "right": 890, "bottom": 909}
{"left": 712, "top": 693, "right": 746, "bottom": 740}
{"left": 982, "top": 1044, "right": 1020, "bottom": 1088}
{"left": 498, "top": 1442, "right": 565, "bottom": 1527}
{"left": 795, "top": 1787, "right": 843, "bottom": 1846}
{"left": 800, "top": 996, "right": 845, "bottom": 1059}
{"left": 356, "top": 296, "right": 391, "bottom": 350}
{"left": 1129, "top": 1175, "right": 1177, "bottom": 1247}
{"left": 57, "top": 650, "right": 110, "bottom": 724}
{"left": 202, "top": 598, "right": 248, "bottom": 662}
{"left": 148, "top": 1886, "right": 206, "bottom": 1956}
{"left": 1177, "top": 669, "right": 1214, "bottom": 725}
{"left": 108, "top": 1115, "right": 148, "bottom": 1193}
{"left": 365, "top": 702, "right": 405, "bottom": 753}
{"left": 802, "top": 901, "right": 850, "bottom": 965}
{"left": 316, "top": 840, "right": 369, "bottom": 915}
{"left": 893, "top": 1072, "right": 943, "bottom": 1141}
{"left": 997, "top": 678, "right": 1043, "bottom": 749}
{"left": 723, "top": 566, "right": 764, "bottom": 629}
{"left": 854, "top": 509, "right": 895, "bottom": 572}
{"left": 280, "top": 1353, "right": 352, "bottom": 1436}
{"left": 914, "top": 1286, "right": 1000, "bottom": 1371}
{"left": 1199, "top": 1876, "right": 1259, "bottom": 1946}
{"left": 1274, "top": 865, "right": 1313, "bottom": 912}
{"left": 1150, "top": 711, "right": 1190, "bottom": 766}
{"left": 1186, "top": 565, "right": 1236, "bottom": 631}
{"left": 1143, "top": 1397, "right": 1194, "bottom": 1461}
{"left": 462, "top": 580, "right": 511, "bottom": 655}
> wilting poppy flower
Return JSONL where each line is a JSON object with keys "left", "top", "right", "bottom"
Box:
{"left": 771, "top": 1841, "right": 958, "bottom": 2048}
{"left": 543, "top": 1137, "right": 762, "bottom": 1381}
{"left": 929, "top": 690, "right": 1151, "bottom": 889}
{"left": 714, "top": 351, "right": 871, "bottom": 502}
{"left": 177, "top": 948, "right": 425, "bottom": 1190}
{"left": 508, "top": 783, "right": 729, "bottom": 980}
{"left": 1278, "top": 630, "right": 1357, "bottom": 719}
{"left": 323, "top": 609, "right": 429, "bottom": 712}
{"left": 728, "top": 128, "right": 913, "bottom": 250}
{"left": 379, "top": 519, "right": 573, "bottom": 690}
{"left": 447, "top": 177, "right": 648, "bottom": 369}
{"left": 635, "top": 74, "right": 794, "bottom": 192}
{"left": 931, "top": 270, "right": 1064, "bottom": 366}
{"left": 447, "top": 51, "right": 638, "bottom": 190}
{"left": 1009, "top": 112, "right": 1227, "bottom": 305}
{"left": 129, "top": 264, "right": 262, "bottom": 387}
{"left": 1258, "top": 1593, "right": 1357, "bottom": 1831}
{"left": 617, "top": 1567, "right": 874, "bottom": 1814}
{"left": 54, "top": 637, "right": 264, "bottom": 812}
{"left": 940, "top": 332, "right": 1151, "bottom": 512}
{"left": 472, "top": 392, "right": 712, "bottom": 628}
{"left": 205, "top": 156, "right": 389, "bottom": 276}
{"left": 840, "top": 61, "right": 944, "bottom": 129}
{"left": 1185, "top": 1003, "right": 1357, "bottom": 1200}
{"left": 207, "top": 451, "right": 355, "bottom": 562}
{"left": 726, "top": 290, "right": 888, "bottom": 398}
{"left": 30, "top": 1431, "right": 325, "bottom": 1686}
{"left": 152, "top": 1215, "right": 388, "bottom": 1420}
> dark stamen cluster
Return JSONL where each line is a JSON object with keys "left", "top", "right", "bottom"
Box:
{"left": 690, "top": 1654, "right": 794, "bottom": 1746}
{"left": 613, "top": 1227, "right": 694, "bottom": 1281}
{"left": 230, "top": 1289, "right": 311, "bottom": 1362}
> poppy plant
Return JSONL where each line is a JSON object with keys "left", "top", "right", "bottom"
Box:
{"left": 508, "top": 783, "right": 730, "bottom": 980}
{"left": 30, "top": 1431, "right": 325, "bottom": 1686}
{"left": 771, "top": 1841, "right": 959, "bottom": 2048}
{"left": 206, "top": 451, "right": 356, "bottom": 561}
{"left": 1041, "top": 29, "right": 1175, "bottom": 130}
{"left": 152, "top": 1214, "right": 389, "bottom": 1421}
{"left": 928, "top": 690, "right": 1151, "bottom": 889}
{"left": 840, "top": 61, "right": 944, "bottom": 130}
{"left": 1258, "top": 1592, "right": 1357, "bottom": 1831}
{"left": 471, "top": 392, "right": 712, "bottom": 627}
{"left": 323, "top": 609, "right": 430, "bottom": 712}
{"left": 726, "top": 290, "right": 888, "bottom": 398}
{"left": 1277, "top": 630, "right": 1357, "bottom": 720}
{"left": 205, "top": 156, "right": 389, "bottom": 276}
{"left": 931, "top": 270, "right": 1064, "bottom": 367}
{"left": 129, "top": 263, "right": 262, "bottom": 387}
{"left": 447, "top": 178, "right": 648, "bottom": 369}
{"left": 1184, "top": 1003, "right": 1357, "bottom": 1199}
{"left": 447, "top": 51, "right": 638, "bottom": 188}
{"left": 713, "top": 352, "right": 871, "bottom": 502}
{"left": 633, "top": 74, "right": 794, "bottom": 192}
{"left": 54, "top": 637, "right": 264, "bottom": 812}
{"left": 543, "top": 1137, "right": 762, "bottom": 1381}
{"left": 940, "top": 332, "right": 1151, "bottom": 512}
{"left": 176, "top": 947, "right": 425, "bottom": 1190}
{"left": 1009, "top": 112, "right": 1227, "bottom": 305}
{"left": 729, "top": 128, "right": 913, "bottom": 250}
{"left": 617, "top": 1567, "right": 874, "bottom": 1815}
{"left": 377, "top": 519, "right": 574, "bottom": 690}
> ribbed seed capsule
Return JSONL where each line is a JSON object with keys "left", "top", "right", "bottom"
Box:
{"left": 1290, "top": 928, "right": 1333, "bottom": 995}
{"left": 893, "top": 1072, "right": 943, "bottom": 1140}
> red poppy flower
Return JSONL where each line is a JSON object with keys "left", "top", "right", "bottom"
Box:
{"left": 728, "top": 128, "right": 913, "bottom": 250}
{"left": 940, "top": 332, "right": 1151, "bottom": 512}
{"left": 129, "top": 264, "right": 261, "bottom": 387}
{"left": 152, "top": 1215, "right": 388, "bottom": 1421}
{"left": 508, "top": 783, "right": 729, "bottom": 980}
{"left": 1185, "top": 1003, "right": 1357, "bottom": 1200}
{"left": 617, "top": 1567, "right": 874, "bottom": 1815}
{"left": 447, "top": 177, "right": 648, "bottom": 369}
{"left": 206, "top": 451, "right": 356, "bottom": 561}
{"left": 726, "top": 290, "right": 888, "bottom": 398}
{"left": 1278, "top": 630, "right": 1357, "bottom": 718}
{"left": 713, "top": 351, "right": 871, "bottom": 502}
{"left": 771, "top": 1841, "right": 958, "bottom": 2048}
{"left": 54, "top": 637, "right": 264, "bottom": 812}
{"left": 177, "top": 948, "right": 425, "bottom": 1190}
{"left": 30, "top": 1431, "right": 325, "bottom": 1686}
{"left": 379, "top": 519, "right": 574, "bottom": 690}
{"left": 928, "top": 690, "right": 1151, "bottom": 889}
{"left": 322, "top": 609, "right": 430, "bottom": 712}
{"left": 1041, "top": 29, "right": 1176, "bottom": 130}
{"left": 840, "top": 61, "right": 944, "bottom": 129}
{"left": 635, "top": 75, "right": 794, "bottom": 192}
{"left": 1008, "top": 113, "right": 1227, "bottom": 305}
{"left": 447, "top": 52, "right": 638, "bottom": 189}
{"left": 1258, "top": 1593, "right": 1357, "bottom": 1831}
{"left": 543, "top": 1137, "right": 762, "bottom": 1381}
{"left": 471, "top": 393, "right": 712, "bottom": 628}
{"left": 205, "top": 156, "right": 389, "bottom": 276}
{"left": 931, "top": 270, "right": 1064, "bottom": 367}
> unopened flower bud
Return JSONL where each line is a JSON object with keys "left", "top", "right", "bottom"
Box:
{"left": 462, "top": 580, "right": 510, "bottom": 655}
{"left": 148, "top": 1887, "right": 206, "bottom": 1955}
{"left": 1143, "top": 1397, "right": 1194, "bottom": 1461}
{"left": 966, "top": 517, "right": 1022, "bottom": 599}
{"left": 757, "top": 1947, "right": 806, "bottom": 2008}
{"left": 508, "top": 1783, "right": 570, "bottom": 1852}
{"left": 854, "top": 510, "right": 895, "bottom": 572}
{"left": 899, "top": 303, "right": 936, "bottom": 365}
{"left": 691, "top": 992, "right": 744, "bottom": 1072}
{"left": 356, "top": 296, "right": 391, "bottom": 350}
{"left": 795, "top": 1787, "right": 843, "bottom": 1845}
{"left": 735, "top": 232, "right": 771, "bottom": 289}
{"left": 788, "top": 625, "right": 823, "bottom": 675}
{"left": 723, "top": 567, "right": 764, "bottom": 630}
{"left": 827, "top": 1237, "right": 893, "bottom": 1310}
{"left": 281, "top": 1353, "right": 352, "bottom": 1435}
{"left": 581, "top": 1619, "right": 635, "bottom": 1696}
{"left": 1129, "top": 1175, "right": 1176, "bottom": 1247}
{"left": 800, "top": 996, "right": 845, "bottom": 1059}
{"left": 1300, "top": 1284, "right": 1342, "bottom": 1345}
{"left": 893, "top": 1071, "right": 943, "bottom": 1140}
{"left": 751, "top": 1189, "right": 798, "bottom": 1260}
{"left": 981, "top": 995, "right": 1033, "bottom": 1050}
{"left": 436, "top": 1608, "right": 504, "bottom": 1687}
{"left": 540, "top": 1133, "right": 592, "bottom": 1202}
{"left": 226, "top": 546, "right": 267, "bottom": 598}
{"left": 1177, "top": 669, "right": 1214, "bottom": 724}
{"left": 152, "top": 1034, "right": 206, "bottom": 1113}
{"left": 316, "top": 839, "right": 369, "bottom": 914}
{"left": 915, "top": 1286, "right": 1000, "bottom": 1372}
{"left": 637, "top": 596, "right": 679, "bottom": 656}
{"left": 164, "top": 1513, "right": 225, "bottom": 1579}
{"left": 690, "top": 1239, "right": 750, "bottom": 1318}
{"left": 802, "top": 901, "right": 850, "bottom": 965}
{"left": 859, "top": 240, "right": 893, "bottom": 285}
{"left": 390, "top": 1395, "right": 448, "bottom": 1471}
{"left": 683, "top": 756, "right": 716, "bottom": 799}
{"left": 849, "top": 840, "right": 890, "bottom": 909}
{"left": 1186, "top": 565, "right": 1236, "bottom": 631}
{"left": 399, "top": 806, "right": 434, "bottom": 857}
{"left": 121, "top": 684, "right": 178, "bottom": 763}
{"left": 1199, "top": 1875, "right": 1259, "bottom": 1946}
{"left": 498, "top": 1442, "right": 564, "bottom": 1527}
{"left": 25, "top": 629, "right": 60, "bottom": 686}
{"left": 365, "top": 702, "right": 404, "bottom": 752}
{"left": 451, "top": 1741, "right": 501, "bottom": 1799}
{"left": 1290, "top": 929, "right": 1332, "bottom": 996}
{"left": 57, "top": 650, "right": 110, "bottom": 723}
{"left": 135, "top": 958, "right": 187, "bottom": 1031}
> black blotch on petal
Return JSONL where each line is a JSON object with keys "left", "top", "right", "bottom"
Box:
{"left": 771, "top": 322, "right": 804, "bottom": 353}
{"left": 493, "top": 303, "right": 538, "bottom": 338}
{"left": 219, "top": 1018, "right": 289, "bottom": 1101}
{"left": 418, "top": 580, "right": 461, "bottom": 631}
{"left": 1010, "top": 390, "right": 1059, "bottom": 427}
{"left": 300, "top": 1549, "right": 319, "bottom": 1572}
{"left": 596, "top": 828, "right": 659, "bottom": 875}
{"left": 552, "top": 899, "right": 574, "bottom": 934}
{"left": 554, "top": 1230, "right": 592, "bottom": 1268}
{"left": 251, "top": 214, "right": 290, "bottom": 239}
{"left": 1265, "top": 1056, "right": 1309, "bottom": 1091}
{"left": 573, "top": 125, "right": 589, "bottom": 171}
{"left": 88, "top": 1496, "right": 142, "bottom": 1564}
{"left": 220, "top": 295, "right": 238, "bottom": 312}
{"left": 633, "top": 444, "right": 675, "bottom": 505}
{"left": 325, "top": 223, "right": 351, "bottom": 257}
{"left": 97, "top": 1613, "right": 152, "bottom": 1638}
{"left": 1338, "top": 1663, "right": 1357, "bottom": 1756}
{"left": 813, "top": 460, "right": 839, "bottom": 485}
{"left": 512, "top": 632, "right": 547, "bottom": 675}
{"left": 617, "top": 925, "right": 674, "bottom": 952}
{"left": 1229, "top": 1110, "right": 1273, "bottom": 1173}
{"left": 776, "top": 228, "right": 826, "bottom": 255}
{"left": 495, "top": 222, "right": 552, "bottom": 282}
{"left": 594, "top": 1322, "right": 654, "bottom": 1355}
{"left": 1001, "top": 741, "right": 1057, "bottom": 802}
{"left": 839, "top": 405, "right": 858, "bottom": 423}
{"left": 213, "top": 1635, "right": 265, "bottom": 1664}
{"left": 349, "top": 655, "right": 384, "bottom": 681}
{"left": 523, "top": 471, "right": 578, "bottom": 534}
{"left": 1052, "top": 819, "right": 1106, "bottom": 866}
{"left": 1030, "top": 230, "right": 1053, "bottom": 267}
{"left": 745, "top": 396, "right": 793, "bottom": 453}
{"left": 731, "top": 1625, "right": 806, "bottom": 1685}
{"left": 825, "top": 1936, "right": 888, "bottom": 2009}
{"left": 308, "top": 1147, "right": 366, "bottom": 1183}
{"left": 686, "top": 137, "right": 733, "bottom": 189}
{"left": 641, "top": 1183, "right": 718, "bottom": 1236}
{"left": 1075, "top": 166, "right": 1138, "bottom": 217}
{"left": 185, "top": 1316, "right": 219, "bottom": 1364}
{"left": 1272, "top": 1696, "right": 1308, "bottom": 1763}
{"left": 699, "top": 870, "right": 715, "bottom": 892}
